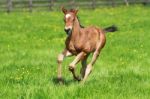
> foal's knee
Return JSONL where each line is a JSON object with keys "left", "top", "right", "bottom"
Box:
{"left": 68, "top": 64, "right": 75, "bottom": 71}
{"left": 94, "top": 51, "right": 100, "bottom": 57}
{"left": 57, "top": 54, "right": 64, "bottom": 63}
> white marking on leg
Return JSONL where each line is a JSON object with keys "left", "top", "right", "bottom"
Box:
{"left": 82, "top": 64, "right": 92, "bottom": 82}
{"left": 58, "top": 54, "right": 64, "bottom": 62}
{"left": 66, "top": 51, "right": 72, "bottom": 56}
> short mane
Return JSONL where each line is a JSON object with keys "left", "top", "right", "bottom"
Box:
{"left": 77, "top": 16, "right": 84, "bottom": 28}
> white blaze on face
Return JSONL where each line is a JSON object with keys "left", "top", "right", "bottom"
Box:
{"left": 65, "top": 14, "right": 73, "bottom": 30}
{"left": 65, "top": 14, "right": 71, "bottom": 19}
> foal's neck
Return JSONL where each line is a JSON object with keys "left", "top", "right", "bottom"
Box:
{"left": 72, "top": 17, "right": 81, "bottom": 37}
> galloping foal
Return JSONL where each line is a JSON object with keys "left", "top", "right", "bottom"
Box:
{"left": 57, "top": 7, "right": 117, "bottom": 83}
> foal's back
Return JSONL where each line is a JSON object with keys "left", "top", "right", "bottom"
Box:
{"left": 77, "top": 26, "right": 106, "bottom": 53}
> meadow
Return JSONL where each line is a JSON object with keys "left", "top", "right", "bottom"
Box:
{"left": 0, "top": 5, "right": 150, "bottom": 99}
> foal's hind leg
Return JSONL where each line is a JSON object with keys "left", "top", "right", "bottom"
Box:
{"left": 69, "top": 52, "right": 86, "bottom": 81}
{"left": 82, "top": 34, "right": 106, "bottom": 83}
{"left": 80, "top": 55, "right": 89, "bottom": 79}
{"left": 82, "top": 50, "right": 100, "bottom": 83}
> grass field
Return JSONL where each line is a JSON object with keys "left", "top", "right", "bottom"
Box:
{"left": 0, "top": 5, "right": 150, "bottom": 99}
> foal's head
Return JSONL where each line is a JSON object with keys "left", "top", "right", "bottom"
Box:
{"left": 62, "top": 7, "right": 78, "bottom": 35}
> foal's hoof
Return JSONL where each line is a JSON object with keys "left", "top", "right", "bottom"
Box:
{"left": 68, "top": 66, "right": 74, "bottom": 72}
{"left": 74, "top": 76, "right": 82, "bottom": 81}
{"left": 80, "top": 81, "right": 85, "bottom": 85}
{"left": 57, "top": 78, "right": 64, "bottom": 84}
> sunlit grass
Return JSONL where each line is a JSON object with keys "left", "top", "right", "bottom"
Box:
{"left": 0, "top": 5, "right": 150, "bottom": 99}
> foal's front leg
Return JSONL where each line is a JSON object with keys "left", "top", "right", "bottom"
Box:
{"left": 57, "top": 49, "right": 72, "bottom": 83}
{"left": 69, "top": 52, "right": 86, "bottom": 81}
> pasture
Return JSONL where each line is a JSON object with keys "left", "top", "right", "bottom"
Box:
{"left": 0, "top": 5, "right": 150, "bottom": 99}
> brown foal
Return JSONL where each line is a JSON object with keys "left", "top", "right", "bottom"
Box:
{"left": 57, "top": 7, "right": 117, "bottom": 83}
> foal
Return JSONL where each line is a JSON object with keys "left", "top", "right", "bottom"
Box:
{"left": 57, "top": 7, "right": 117, "bottom": 83}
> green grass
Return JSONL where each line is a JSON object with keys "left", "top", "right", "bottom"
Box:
{"left": 0, "top": 5, "right": 150, "bottom": 99}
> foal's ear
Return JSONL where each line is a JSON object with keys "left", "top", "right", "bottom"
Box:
{"left": 70, "top": 9, "right": 78, "bottom": 15}
{"left": 61, "top": 6, "right": 67, "bottom": 14}
{"left": 74, "top": 9, "right": 78, "bottom": 15}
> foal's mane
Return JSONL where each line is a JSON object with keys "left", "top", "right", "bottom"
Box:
{"left": 77, "top": 16, "right": 84, "bottom": 28}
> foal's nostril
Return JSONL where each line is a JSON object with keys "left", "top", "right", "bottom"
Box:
{"left": 64, "top": 29, "right": 67, "bottom": 32}
{"left": 64, "top": 28, "right": 72, "bottom": 35}
{"left": 64, "top": 29, "right": 70, "bottom": 33}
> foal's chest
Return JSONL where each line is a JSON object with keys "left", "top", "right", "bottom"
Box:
{"left": 65, "top": 38, "right": 81, "bottom": 55}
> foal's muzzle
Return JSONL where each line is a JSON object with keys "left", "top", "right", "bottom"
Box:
{"left": 64, "top": 28, "right": 72, "bottom": 35}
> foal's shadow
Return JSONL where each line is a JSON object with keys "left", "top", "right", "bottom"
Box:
{"left": 52, "top": 77, "right": 78, "bottom": 86}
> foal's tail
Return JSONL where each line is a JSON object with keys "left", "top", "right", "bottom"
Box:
{"left": 103, "top": 25, "right": 118, "bottom": 33}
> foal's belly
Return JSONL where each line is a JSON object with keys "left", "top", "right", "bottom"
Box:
{"left": 66, "top": 42, "right": 96, "bottom": 55}
{"left": 80, "top": 42, "right": 96, "bottom": 53}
